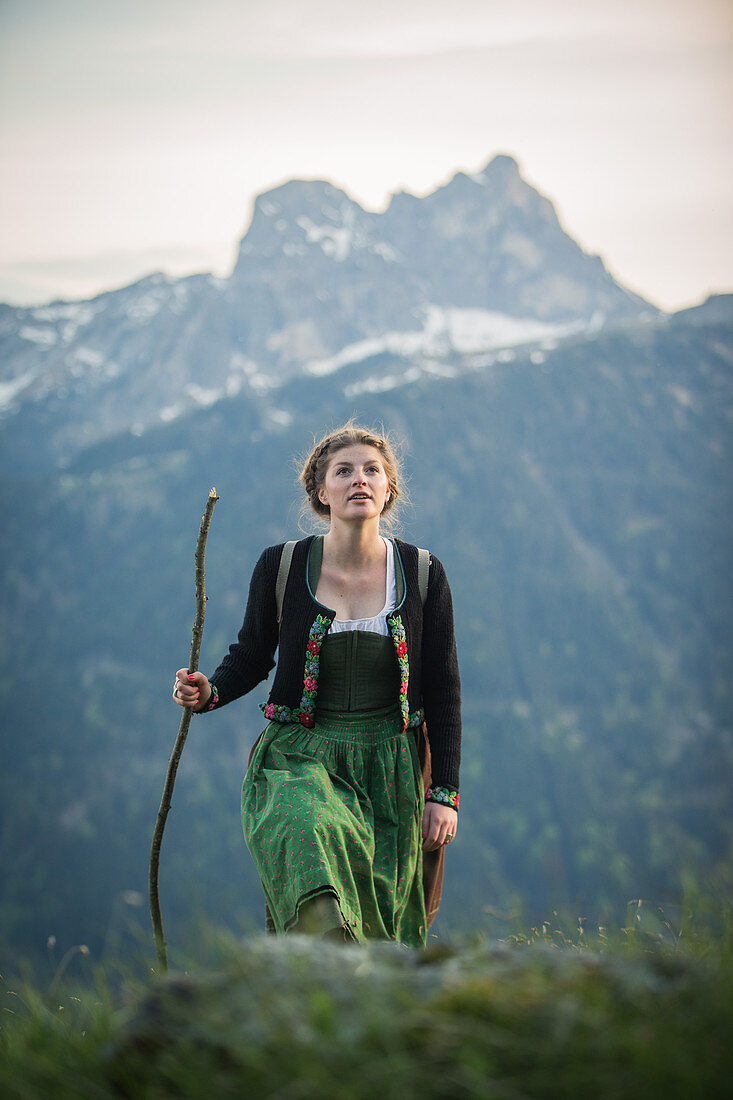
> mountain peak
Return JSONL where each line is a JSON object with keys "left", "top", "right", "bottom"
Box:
{"left": 247, "top": 178, "right": 364, "bottom": 237}
{"left": 480, "top": 153, "right": 521, "bottom": 180}
{"left": 235, "top": 179, "right": 369, "bottom": 270}
{"left": 254, "top": 177, "right": 360, "bottom": 215}
{"left": 228, "top": 151, "right": 653, "bottom": 332}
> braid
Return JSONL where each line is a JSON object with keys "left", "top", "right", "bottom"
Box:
{"left": 301, "top": 436, "right": 333, "bottom": 517}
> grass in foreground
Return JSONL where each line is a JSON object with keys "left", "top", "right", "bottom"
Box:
{"left": 2, "top": 903, "right": 732, "bottom": 1099}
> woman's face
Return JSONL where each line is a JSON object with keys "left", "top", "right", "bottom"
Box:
{"left": 318, "top": 444, "right": 391, "bottom": 523}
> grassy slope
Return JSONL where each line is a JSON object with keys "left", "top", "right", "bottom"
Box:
{"left": 2, "top": 909, "right": 732, "bottom": 1100}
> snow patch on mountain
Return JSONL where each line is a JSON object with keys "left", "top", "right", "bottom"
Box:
{"left": 32, "top": 302, "right": 97, "bottom": 325}
{"left": 19, "top": 326, "right": 58, "bottom": 346}
{"left": 418, "top": 359, "right": 459, "bottom": 378}
{"left": 426, "top": 306, "right": 589, "bottom": 353}
{"left": 0, "top": 369, "right": 38, "bottom": 411}
{"left": 125, "top": 295, "right": 164, "bottom": 323}
{"left": 297, "top": 214, "right": 355, "bottom": 262}
{"left": 345, "top": 366, "right": 422, "bottom": 398}
{"left": 227, "top": 352, "right": 278, "bottom": 394}
{"left": 26, "top": 302, "right": 100, "bottom": 345}
{"left": 121, "top": 277, "right": 192, "bottom": 324}
{"left": 305, "top": 307, "right": 593, "bottom": 377}
{"left": 305, "top": 334, "right": 415, "bottom": 377}
{"left": 266, "top": 408, "right": 293, "bottom": 429}
{"left": 185, "top": 383, "right": 220, "bottom": 407}
{"left": 71, "top": 346, "right": 105, "bottom": 369}
{"left": 371, "top": 241, "right": 400, "bottom": 263}
{"left": 157, "top": 360, "right": 277, "bottom": 426}
{"left": 159, "top": 381, "right": 224, "bottom": 422}
{"left": 225, "top": 373, "right": 245, "bottom": 397}
{"left": 667, "top": 384, "right": 695, "bottom": 409}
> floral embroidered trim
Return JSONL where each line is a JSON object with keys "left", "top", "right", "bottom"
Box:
{"left": 426, "top": 786, "right": 460, "bottom": 811}
{"left": 407, "top": 708, "right": 424, "bottom": 729}
{"left": 260, "top": 613, "right": 332, "bottom": 729}
{"left": 205, "top": 684, "right": 219, "bottom": 711}
{"left": 261, "top": 701, "right": 295, "bottom": 723}
{"left": 298, "top": 613, "right": 331, "bottom": 726}
{"left": 387, "top": 613, "right": 410, "bottom": 730}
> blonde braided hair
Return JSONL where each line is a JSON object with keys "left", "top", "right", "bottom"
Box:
{"left": 299, "top": 421, "right": 404, "bottom": 526}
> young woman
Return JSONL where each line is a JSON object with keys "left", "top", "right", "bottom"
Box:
{"left": 173, "top": 423, "right": 461, "bottom": 946}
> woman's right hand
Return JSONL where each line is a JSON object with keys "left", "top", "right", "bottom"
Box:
{"left": 173, "top": 669, "right": 211, "bottom": 711}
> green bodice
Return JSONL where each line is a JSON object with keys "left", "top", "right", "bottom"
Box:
{"left": 317, "top": 630, "right": 400, "bottom": 712}
{"left": 307, "top": 535, "right": 400, "bottom": 713}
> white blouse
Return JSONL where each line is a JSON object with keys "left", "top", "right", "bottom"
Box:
{"left": 327, "top": 536, "right": 396, "bottom": 637}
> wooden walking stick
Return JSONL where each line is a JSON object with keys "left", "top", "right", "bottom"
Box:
{"left": 149, "top": 487, "right": 219, "bottom": 973}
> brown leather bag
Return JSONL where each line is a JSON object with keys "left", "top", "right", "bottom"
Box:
{"left": 416, "top": 720, "right": 445, "bottom": 928}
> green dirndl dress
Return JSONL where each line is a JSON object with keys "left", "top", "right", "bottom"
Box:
{"left": 241, "top": 629, "right": 427, "bottom": 947}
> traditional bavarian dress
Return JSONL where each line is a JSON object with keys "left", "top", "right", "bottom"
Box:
{"left": 241, "top": 536, "right": 427, "bottom": 946}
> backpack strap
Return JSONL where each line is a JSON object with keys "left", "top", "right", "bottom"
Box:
{"left": 417, "top": 546, "right": 431, "bottom": 606}
{"left": 275, "top": 540, "right": 297, "bottom": 627}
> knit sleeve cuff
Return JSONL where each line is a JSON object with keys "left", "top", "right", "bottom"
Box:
{"left": 426, "top": 786, "right": 459, "bottom": 811}
{"left": 195, "top": 683, "right": 219, "bottom": 713}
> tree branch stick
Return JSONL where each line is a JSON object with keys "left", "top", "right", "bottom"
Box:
{"left": 149, "top": 487, "right": 219, "bottom": 973}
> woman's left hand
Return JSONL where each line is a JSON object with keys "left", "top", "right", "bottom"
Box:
{"left": 422, "top": 802, "right": 458, "bottom": 850}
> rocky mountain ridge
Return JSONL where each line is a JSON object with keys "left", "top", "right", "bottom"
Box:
{"left": 0, "top": 154, "right": 658, "bottom": 471}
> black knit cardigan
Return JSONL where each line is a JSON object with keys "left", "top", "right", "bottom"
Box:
{"left": 200, "top": 535, "right": 461, "bottom": 792}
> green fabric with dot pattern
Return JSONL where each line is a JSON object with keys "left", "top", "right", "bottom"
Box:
{"left": 242, "top": 700, "right": 426, "bottom": 947}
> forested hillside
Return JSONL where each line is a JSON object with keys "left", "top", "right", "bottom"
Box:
{"left": 2, "top": 295, "right": 731, "bottom": 970}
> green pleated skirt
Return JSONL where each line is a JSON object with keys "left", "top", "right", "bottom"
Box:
{"left": 241, "top": 703, "right": 427, "bottom": 947}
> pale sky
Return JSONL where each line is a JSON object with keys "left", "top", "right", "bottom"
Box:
{"left": 1, "top": 0, "right": 731, "bottom": 310}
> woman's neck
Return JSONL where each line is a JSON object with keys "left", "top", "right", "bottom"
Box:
{"left": 323, "top": 520, "right": 384, "bottom": 568}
